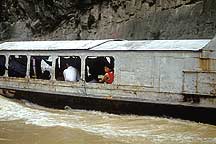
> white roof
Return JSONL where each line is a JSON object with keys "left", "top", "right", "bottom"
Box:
{"left": 0, "top": 39, "right": 211, "bottom": 51}
{"left": 91, "top": 40, "right": 211, "bottom": 51}
{"left": 0, "top": 40, "right": 111, "bottom": 51}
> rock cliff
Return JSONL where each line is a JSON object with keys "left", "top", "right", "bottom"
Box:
{"left": 0, "top": 0, "right": 216, "bottom": 41}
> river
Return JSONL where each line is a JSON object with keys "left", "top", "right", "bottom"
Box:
{"left": 0, "top": 95, "right": 215, "bottom": 144}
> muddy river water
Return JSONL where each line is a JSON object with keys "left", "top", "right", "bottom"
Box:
{"left": 0, "top": 95, "right": 215, "bottom": 144}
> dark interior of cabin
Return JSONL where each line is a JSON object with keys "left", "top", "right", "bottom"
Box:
{"left": 8, "top": 55, "right": 27, "bottom": 78}
{"left": 0, "top": 55, "right": 6, "bottom": 76}
{"left": 30, "top": 56, "right": 52, "bottom": 80}
{"left": 0, "top": 55, "right": 114, "bottom": 83}
{"left": 55, "top": 56, "right": 81, "bottom": 81}
{"left": 85, "top": 56, "right": 114, "bottom": 83}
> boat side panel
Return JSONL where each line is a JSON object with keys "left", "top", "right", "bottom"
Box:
{"left": 1, "top": 50, "right": 215, "bottom": 105}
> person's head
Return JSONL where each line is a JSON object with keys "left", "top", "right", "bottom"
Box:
{"left": 104, "top": 65, "right": 111, "bottom": 73}
{"left": 65, "top": 63, "right": 70, "bottom": 68}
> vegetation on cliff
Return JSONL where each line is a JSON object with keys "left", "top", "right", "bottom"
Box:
{"left": 0, "top": 0, "right": 216, "bottom": 41}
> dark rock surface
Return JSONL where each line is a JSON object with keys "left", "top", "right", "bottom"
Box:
{"left": 0, "top": 0, "right": 216, "bottom": 41}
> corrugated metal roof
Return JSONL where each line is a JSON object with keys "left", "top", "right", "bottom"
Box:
{"left": 91, "top": 40, "right": 211, "bottom": 51}
{"left": 0, "top": 40, "right": 111, "bottom": 51}
{"left": 0, "top": 39, "right": 211, "bottom": 51}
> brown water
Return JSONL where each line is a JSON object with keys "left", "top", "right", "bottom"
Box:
{"left": 0, "top": 95, "right": 215, "bottom": 144}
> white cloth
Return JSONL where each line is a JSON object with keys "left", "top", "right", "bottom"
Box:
{"left": 41, "top": 59, "right": 52, "bottom": 73}
{"left": 63, "top": 66, "right": 80, "bottom": 82}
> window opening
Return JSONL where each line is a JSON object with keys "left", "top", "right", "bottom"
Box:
{"left": 0, "top": 55, "right": 6, "bottom": 76}
{"left": 8, "top": 55, "right": 27, "bottom": 78}
{"left": 55, "top": 56, "right": 81, "bottom": 82}
{"left": 30, "top": 56, "right": 52, "bottom": 80}
{"left": 85, "top": 56, "right": 114, "bottom": 84}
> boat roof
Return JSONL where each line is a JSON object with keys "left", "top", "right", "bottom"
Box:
{"left": 0, "top": 39, "right": 211, "bottom": 51}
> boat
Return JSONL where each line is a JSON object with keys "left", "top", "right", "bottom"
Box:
{"left": 0, "top": 38, "right": 215, "bottom": 124}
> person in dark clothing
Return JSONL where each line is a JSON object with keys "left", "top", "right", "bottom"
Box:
{"left": 41, "top": 70, "right": 51, "bottom": 80}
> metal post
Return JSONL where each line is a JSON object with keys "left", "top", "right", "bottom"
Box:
{"left": 80, "top": 55, "right": 86, "bottom": 81}
{"left": 26, "top": 55, "right": 31, "bottom": 78}
{"left": 4, "top": 55, "right": 9, "bottom": 77}
{"left": 51, "top": 55, "right": 57, "bottom": 80}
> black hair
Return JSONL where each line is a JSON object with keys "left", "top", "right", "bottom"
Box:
{"left": 104, "top": 64, "right": 113, "bottom": 71}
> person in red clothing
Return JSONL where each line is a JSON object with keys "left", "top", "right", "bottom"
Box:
{"left": 99, "top": 65, "right": 114, "bottom": 84}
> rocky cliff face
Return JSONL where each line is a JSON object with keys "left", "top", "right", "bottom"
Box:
{"left": 1, "top": 0, "right": 216, "bottom": 41}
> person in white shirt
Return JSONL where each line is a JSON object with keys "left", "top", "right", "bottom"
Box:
{"left": 63, "top": 63, "right": 80, "bottom": 82}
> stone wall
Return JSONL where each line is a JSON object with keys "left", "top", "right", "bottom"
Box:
{"left": 0, "top": 0, "right": 216, "bottom": 41}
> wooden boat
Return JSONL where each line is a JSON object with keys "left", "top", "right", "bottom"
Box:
{"left": 0, "top": 39, "right": 215, "bottom": 124}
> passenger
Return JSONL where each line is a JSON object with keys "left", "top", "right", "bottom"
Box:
{"left": 41, "top": 70, "right": 51, "bottom": 80}
{"left": 99, "top": 65, "right": 114, "bottom": 84}
{"left": 63, "top": 63, "right": 80, "bottom": 82}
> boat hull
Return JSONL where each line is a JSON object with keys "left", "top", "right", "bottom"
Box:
{"left": 13, "top": 90, "right": 216, "bottom": 125}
